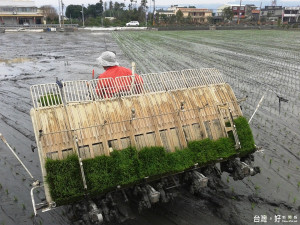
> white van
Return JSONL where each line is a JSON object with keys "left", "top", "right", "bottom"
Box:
{"left": 126, "top": 21, "right": 139, "bottom": 27}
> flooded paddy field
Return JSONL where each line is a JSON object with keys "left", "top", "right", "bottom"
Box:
{"left": 0, "top": 30, "right": 300, "bottom": 225}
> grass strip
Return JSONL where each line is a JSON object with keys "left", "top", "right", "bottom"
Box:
{"left": 45, "top": 116, "right": 255, "bottom": 205}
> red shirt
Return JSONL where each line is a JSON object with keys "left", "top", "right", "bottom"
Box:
{"left": 96, "top": 66, "right": 143, "bottom": 98}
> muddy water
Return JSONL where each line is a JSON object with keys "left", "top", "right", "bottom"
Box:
{"left": 0, "top": 32, "right": 125, "bottom": 225}
{"left": 0, "top": 31, "right": 299, "bottom": 225}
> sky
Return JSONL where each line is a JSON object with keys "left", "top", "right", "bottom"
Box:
{"left": 36, "top": 0, "right": 230, "bottom": 7}
{"left": 35, "top": 0, "right": 300, "bottom": 8}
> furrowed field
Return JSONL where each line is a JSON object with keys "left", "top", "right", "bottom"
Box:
{"left": 0, "top": 30, "right": 299, "bottom": 224}
{"left": 114, "top": 30, "right": 300, "bottom": 223}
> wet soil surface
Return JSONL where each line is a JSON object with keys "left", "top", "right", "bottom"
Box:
{"left": 0, "top": 31, "right": 299, "bottom": 225}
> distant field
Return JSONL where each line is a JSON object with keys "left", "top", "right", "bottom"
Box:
{"left": 114, "top": 30, "right": 300, "bottom": 219}
{"left": 113, "top": 29, "right": 300, "bottom": 120}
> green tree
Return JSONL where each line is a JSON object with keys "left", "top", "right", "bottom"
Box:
{"left": 65, "top": 5, "right": 84, "bottom": 20}
{"left": 103, "top": 18, "right": 111, "bottom": 27}
{"left": 129, "top": 0, "right": 134, "bottom": 10}
{"left": 136, "top": 0, "right": 148, "bottom": 23}
{"left": 97, "top": 0, "right": 104, "bottom": 15}
{"left": 87, "top": 4, "right": 97, "bottom": 18}
{"left": 160, "top": 14, "right": 168, "bottom": 24}
{"left": 222, "top": 7, "right": 233, "bottom": 21}
{"left": 141, "top": 0, "right": 147, "bottom": 10}
{"left": 40, "top": 5, "right": 58, "bottom": 22}
{"left": 207, "top": 16, "right": 214, "bottom": 24}
{"left": 113, "top": 2, "right": 122, "bottom": 18}
{"left": 277, "top": 17, "right": 282, "bottom": 26}
{"left": 109, "top": 1, "right": 113, "bottom": 10}
{"left": 185, "top": 15, "right": 193, "bottom": 24}
{"left": 169, "top": 14, "right": 176, "bottom": 24}
{"left": 176, "top": 9, "right": 184, "bottom": 23}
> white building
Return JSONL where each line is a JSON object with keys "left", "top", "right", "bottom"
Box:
{"left": 283, "top": 7, "right": 300, "bottom": 23}
{"left": 216, "top": 4, "right": 230, "bottom": 17}
{"left": 0, "top": 0, "right": 44, "bottom": 26}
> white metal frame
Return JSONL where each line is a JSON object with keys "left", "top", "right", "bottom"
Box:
{"left": 30, "top": 83, "right": 63, "bottom": 108}
{"left": 30, "top": 69, "right": 226, "bottom": 109}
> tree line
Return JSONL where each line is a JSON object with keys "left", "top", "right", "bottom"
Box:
{"left": 41, "top": 0, "right": 150, "bottom": 26}
{"left": 41, "top": 1, "right": 206, "bottom": 26}
{"left": 41, "top": 2, "right": 260, "bottom": 27}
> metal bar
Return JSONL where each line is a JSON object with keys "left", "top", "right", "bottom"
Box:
{"left": 0, "top": 133, "right": 34, "bottom": 179}
{"left": 75, "top": 136, "right": 88, "bottom": 190}
{"left": 249, "top": 94, "right": 265, "bottom": 124}
{"left": 31, "top": 185, "right": 45, "bottom": 216}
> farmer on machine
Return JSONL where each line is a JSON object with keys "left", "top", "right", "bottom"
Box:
{"left": 96, "top": 51, "right": 143, "bottom": 98}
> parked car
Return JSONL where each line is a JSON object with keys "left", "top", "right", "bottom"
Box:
{"left": 23, "top": 22, "right": 29, "bottom": 27}
{"left": 126, "top": 21, "right": 139, "bottom": 27}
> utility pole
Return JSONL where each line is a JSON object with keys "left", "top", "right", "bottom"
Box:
{"left": 145, "top": 0, "right": 148, "bottom": 27}
{"left": 81, "top": 4, "right": 85, "bottom": 27}
{"left": 58, "top": 0, "right": 61, "bottom": 27}
{"left": 237, "top": 0, "right": 242, "bottom": 24}
{"left": 152, "top": 0, "right": 155, "bottom": 26}
{"left": 149, "top": 0, "right": 152, "bottom": 25}
{"left": 61, "top": 0, "right": 64, "bottom": 27}
{"left": 258, "top": 2, "right": 262, "bottom": 25}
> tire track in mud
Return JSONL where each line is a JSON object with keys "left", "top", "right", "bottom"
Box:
{"left": 0, "top": 112, "right": 34, "bottom": 141}
{"left": 0, "top": 205, "right": 16, "bottom": 223}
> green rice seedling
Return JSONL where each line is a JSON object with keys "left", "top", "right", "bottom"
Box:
{"left": 251, "top": 202, "right": 255, "bottom": 210}
{"left": 45, "top": 116, "right": 256, "bottom": 206}
{"left": 45, "top": 155, "right": 85, "bottom": 205}
{"left": 38, "top": 94, "right": 62, "bottom": 107}
{"left": 254, "top": 185, "right": 260, "bottom": 194}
